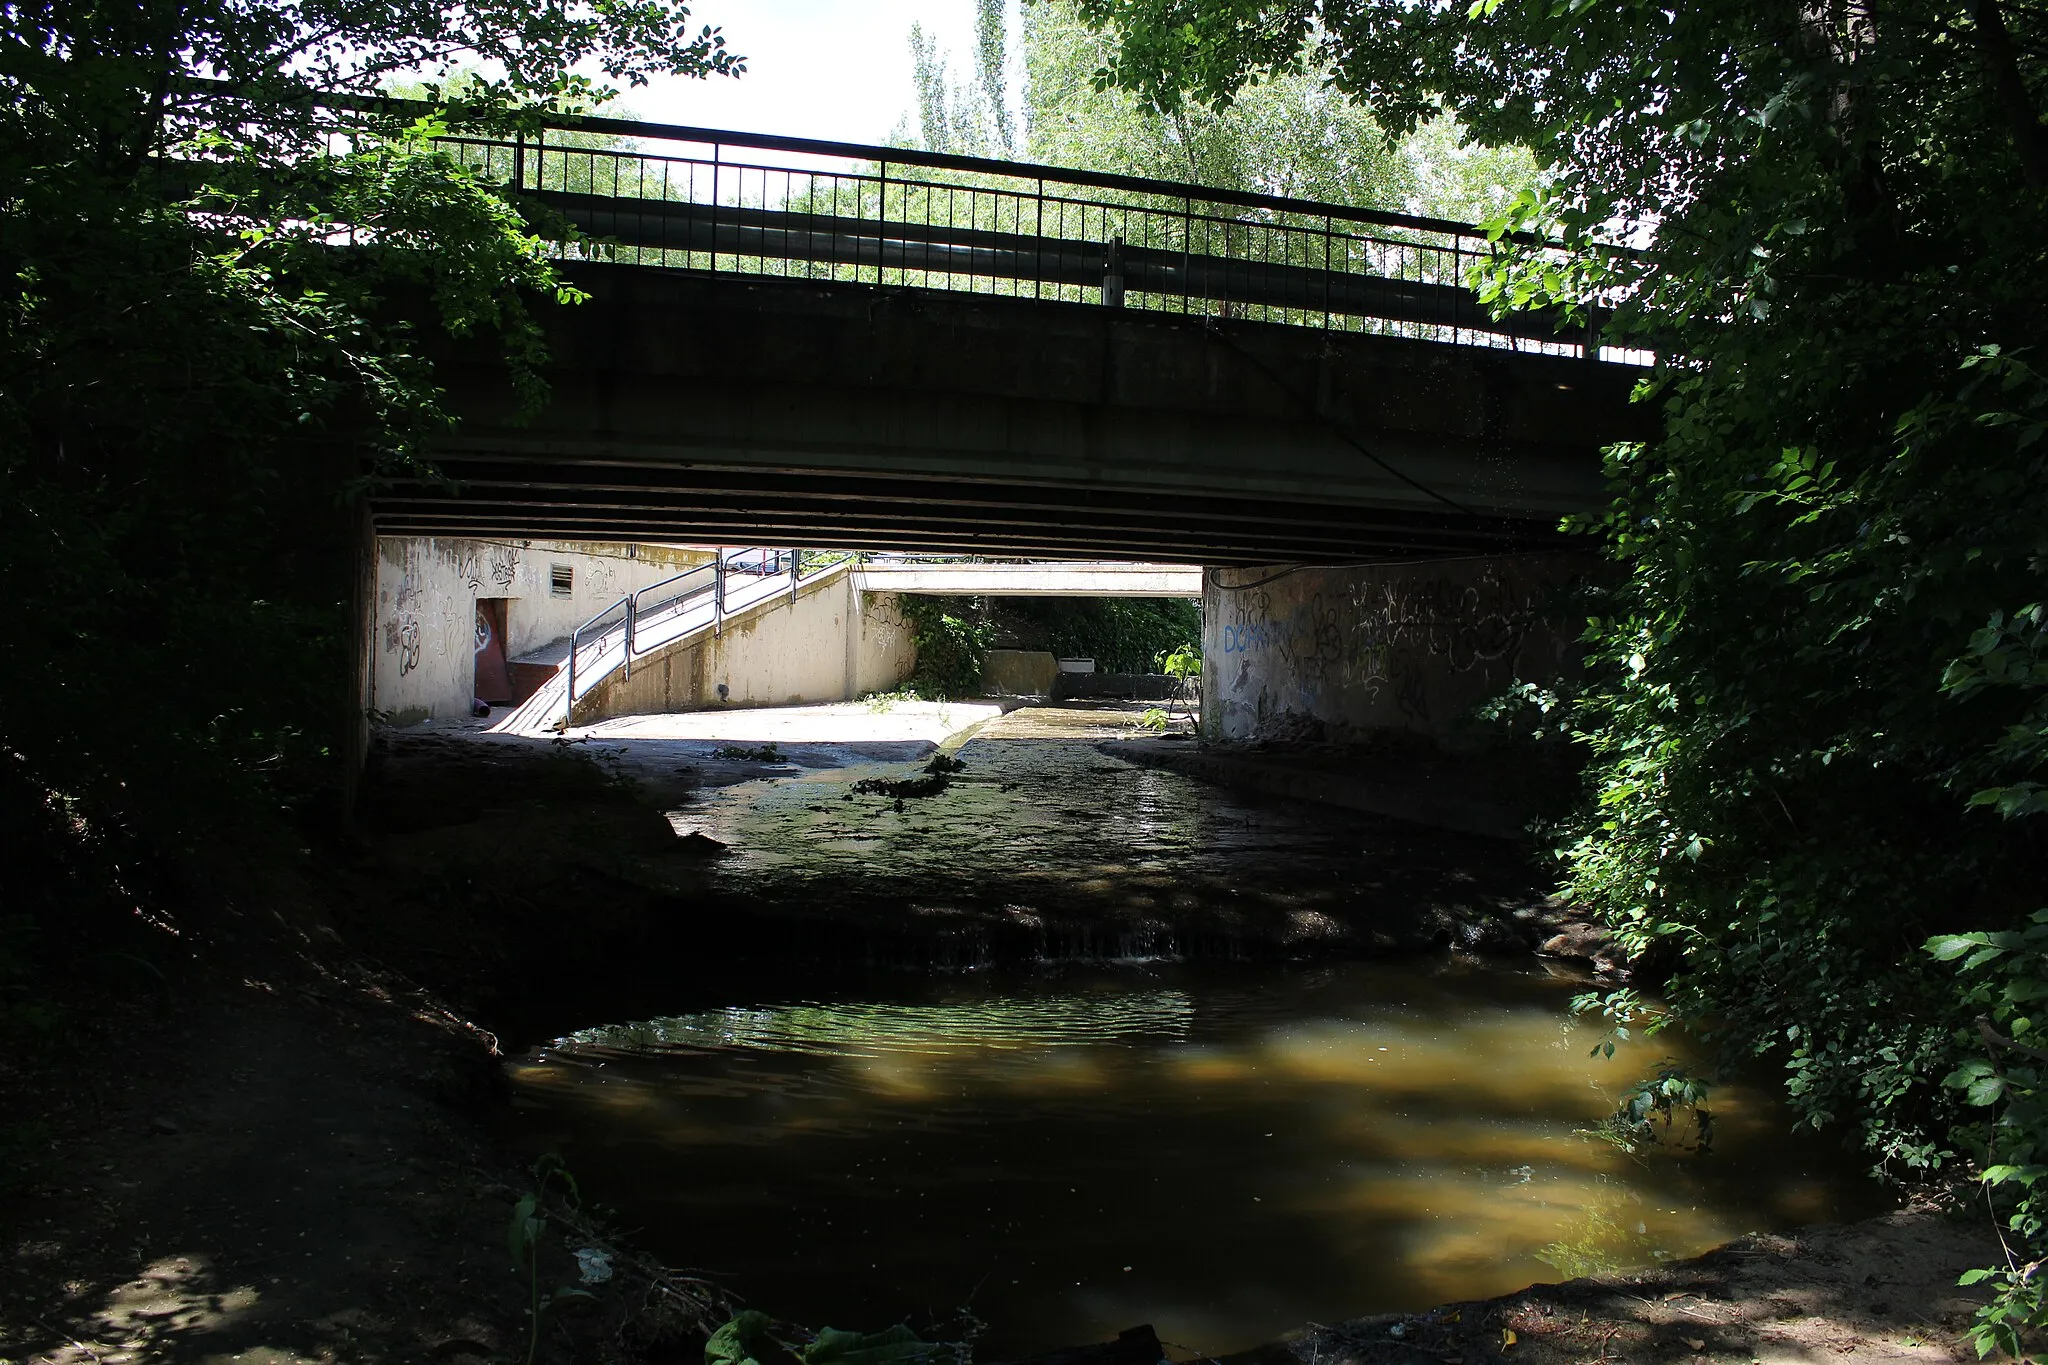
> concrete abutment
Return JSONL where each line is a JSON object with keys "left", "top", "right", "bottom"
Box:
{"left": 1199, "top": 552, "right": 1593, "bottom": 748}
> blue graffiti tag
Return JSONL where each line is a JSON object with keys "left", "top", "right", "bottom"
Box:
{"left": 1222, "top": 620, "right": 1285, "bottom": 654}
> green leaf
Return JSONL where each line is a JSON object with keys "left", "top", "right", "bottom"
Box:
{"left": 804, "top": 1326, "right": 936, "bottom": 1365}
{"left": 1967, "top": 1073, "right": 2010, "bottom": 1107}
{"left": 708, "top": 1311, "right": 784, "bottom": 1365}
{"left": 508, "top": 1194, "right": 538, "bottom": 1271}
{"left": 1929, "top": 934, "right": 2005, "bottom": 962}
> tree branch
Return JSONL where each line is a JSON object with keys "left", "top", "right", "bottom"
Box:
{"left": 1980, "top": 1016, "right": 2048, "bottom": 1063}
{"left": 1971, "top": 0, "right": 2048, "bottom": 188}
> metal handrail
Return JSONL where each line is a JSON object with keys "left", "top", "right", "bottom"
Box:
{"left": 563, "top": 595, "right": 629, "bottom": 728}
{"left": 559, "top": 546, "right": 832, "bottom": 727}
{"left": 165, "top": 83, "right": 1633, "bottom": 359}
{"left": 176, "top": 79, "right": 1538, "bottom": 241}
{"left": 623, "top": 561, "right": 718, "bottom": 672}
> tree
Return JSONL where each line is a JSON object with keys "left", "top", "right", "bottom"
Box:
{"left": 1074, "top": 0, "right": 2048, "bottom": 1347}
{"left": 898, "top": 0, "right": 1426, "bottom": 213}
{"left": 0, "top": 3, "right": 736, "bottom": 969}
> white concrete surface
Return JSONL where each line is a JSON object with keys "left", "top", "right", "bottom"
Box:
{"left": 853, "top": 561, "right": 1202, "bottom": 597}
{"left": 574, "top": 699, "right": 1001, "bottom": 746}
{"left": 370, "top": 536, "right": 714, "bottom": 724}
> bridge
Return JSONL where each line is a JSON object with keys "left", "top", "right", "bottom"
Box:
{"left": 852, "top": 559, "right": 1200, "bottom": 596}
{"left": 280, "top": 104, "right": 1656, "bottom": 565}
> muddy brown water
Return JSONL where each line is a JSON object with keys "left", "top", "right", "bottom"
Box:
{"left": 505, "top": 721, "right": 1879, "bottom": 1359}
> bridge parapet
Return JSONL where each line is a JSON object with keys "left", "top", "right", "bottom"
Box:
{"left": 178, "top": 84, "right": 1633, "bottom": 360}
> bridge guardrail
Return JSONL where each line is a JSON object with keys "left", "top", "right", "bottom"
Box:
{"left": 167, "top": 85, "right": 1631, "bottom": 359}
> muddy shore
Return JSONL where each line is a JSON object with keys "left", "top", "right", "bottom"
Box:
{"left": 2, "top": 711, "right": 2001, "bottom": 1364}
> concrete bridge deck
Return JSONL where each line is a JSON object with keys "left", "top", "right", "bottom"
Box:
{"left": 328, "top": 107, "right": 1654, "bottom": 566}
{"left": 852, "top": 561, "right": 1201, "bottom": 596}
{"left": 389, "top": 265, "right": 1646, "bottom": 565}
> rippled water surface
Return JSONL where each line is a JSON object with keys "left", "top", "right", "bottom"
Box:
{"left": 509, "top": 960, "right": 1876, "bottom": 1357}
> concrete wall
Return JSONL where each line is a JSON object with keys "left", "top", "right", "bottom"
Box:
{"left": 1201, "top": 553, "right": 1591, "bottom": 746}
{"left": 370, "top": 537, "right": 712, "bottom": 724}
{"left": 581, "top": 578, "right": 916, "bottom": 721}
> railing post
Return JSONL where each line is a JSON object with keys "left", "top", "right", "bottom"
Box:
{"left": 1321, "top": 215, "right": 1334, "bottom": 331}
{"left": 1035, "top": 177, "right": 1045, "bottom": 300}
{"left": 564, "top": 632, "right": 577, "bottom": 731}
{"left": 710, "top": 144, "right": 721, "bottom": 274}
{"left": 623, "top": 592, "right": 635, "bottom": 682}
{"left": 1104, "top": 235, "right": 1125, "bottom": 308}
{"left": 714, "top": 555, "right": 725, "bottom": 638}
{"left": 512, "top": 129, "right": 525, "bottom": 191}
{"left": 790, "top": 547, "right": 802, "bottom": 602}
{"left": 1182, "top": 197, "right": 1194, "bottom": 315}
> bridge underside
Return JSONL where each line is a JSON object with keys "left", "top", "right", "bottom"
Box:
{"left": 381, "top": 265, "right": 1648, "bottom": 565}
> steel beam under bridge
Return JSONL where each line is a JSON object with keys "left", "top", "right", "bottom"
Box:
{"left": 386, "top": 265, "right": 1651, "bottom": 565}
{"left": 853, "top": 561, "right": 1201, "bottom": 596}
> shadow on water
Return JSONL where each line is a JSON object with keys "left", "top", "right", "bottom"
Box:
{"left": 505, "top": 959, "right": 1882, "bottom": 1360}
{"left": 641, "top": 735, "right": 1550, "bottom": 971}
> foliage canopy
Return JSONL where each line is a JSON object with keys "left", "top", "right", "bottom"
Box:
{"left": 899, "top": 0, "right": 1531, "bottom": 221}
{"left": 0, "top": 2, "right": 735, "bottom": 958}
{"left": 1076, "top": 0, "right": 2048, "bottom": 1348}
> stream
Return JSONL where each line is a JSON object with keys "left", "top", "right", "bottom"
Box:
{"left": 508, "top": 959, "right": 1875, "bottom": 1359}
{"left": 504, "top": 710, "right": 1877, "bottom": 1358}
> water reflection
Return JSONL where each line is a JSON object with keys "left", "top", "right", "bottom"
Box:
{"left": 508, "top": 960, "right": 1875, "bottom": 1359}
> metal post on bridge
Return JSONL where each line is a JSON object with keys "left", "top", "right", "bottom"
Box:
{"left": 1321, "top": 216, "right": 1334, "bottom": 331}
{"left": 789, "top": 548, "right": 802, "bottom": 602}
{"left": 1104, "top": 236, "right": 1126, "bottom": 308}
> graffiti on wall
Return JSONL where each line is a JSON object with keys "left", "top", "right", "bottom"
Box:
{"left": 384, "top": 616, "right": 423, "bottom": 675}
{"left": 488, "top": 543, "right": 520, "bottom": 588}
{"left": 1213, "top": 559, "right": 1574, "bottom": 735}
{"left": 453, "top": 542, "right": 485, "bottom": 593}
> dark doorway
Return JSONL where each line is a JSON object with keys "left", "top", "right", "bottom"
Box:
{"left": 473, "top": 598, "right": 515, "bottom": 705}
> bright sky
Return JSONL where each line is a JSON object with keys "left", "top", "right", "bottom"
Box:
{"left": 625, "top": 2, "right": 998, "bottom": 144}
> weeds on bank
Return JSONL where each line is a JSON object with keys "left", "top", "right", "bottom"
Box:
{"left": 506, "top": 1153, "right": 730, "bottom": 1363}
{"left": 706, "top": 1306, "right": 981, "bottom": 1365}
{"left": 509, "top": 1154, "right": 594, "bottom": 1365}
{"left": 861, "top": 688, "right": 927, "bottom": 713}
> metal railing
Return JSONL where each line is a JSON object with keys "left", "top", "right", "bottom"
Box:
{"left": 562, "top": 546, "right": 832, "bottom": 727}
{"left": 169, "top": 86, "right": 1619, "bottom": 358}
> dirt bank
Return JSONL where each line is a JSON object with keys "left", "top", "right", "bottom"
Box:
{"left": 1, "top": 720, "right": 2004, "bottom": 1364}
{"left": 1234, "top": 1203, "right": 1995, "bottom": 1365}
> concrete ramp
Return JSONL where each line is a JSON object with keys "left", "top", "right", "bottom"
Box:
{"left": 494, "top": 564, "right": 851, "bottom": 735}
